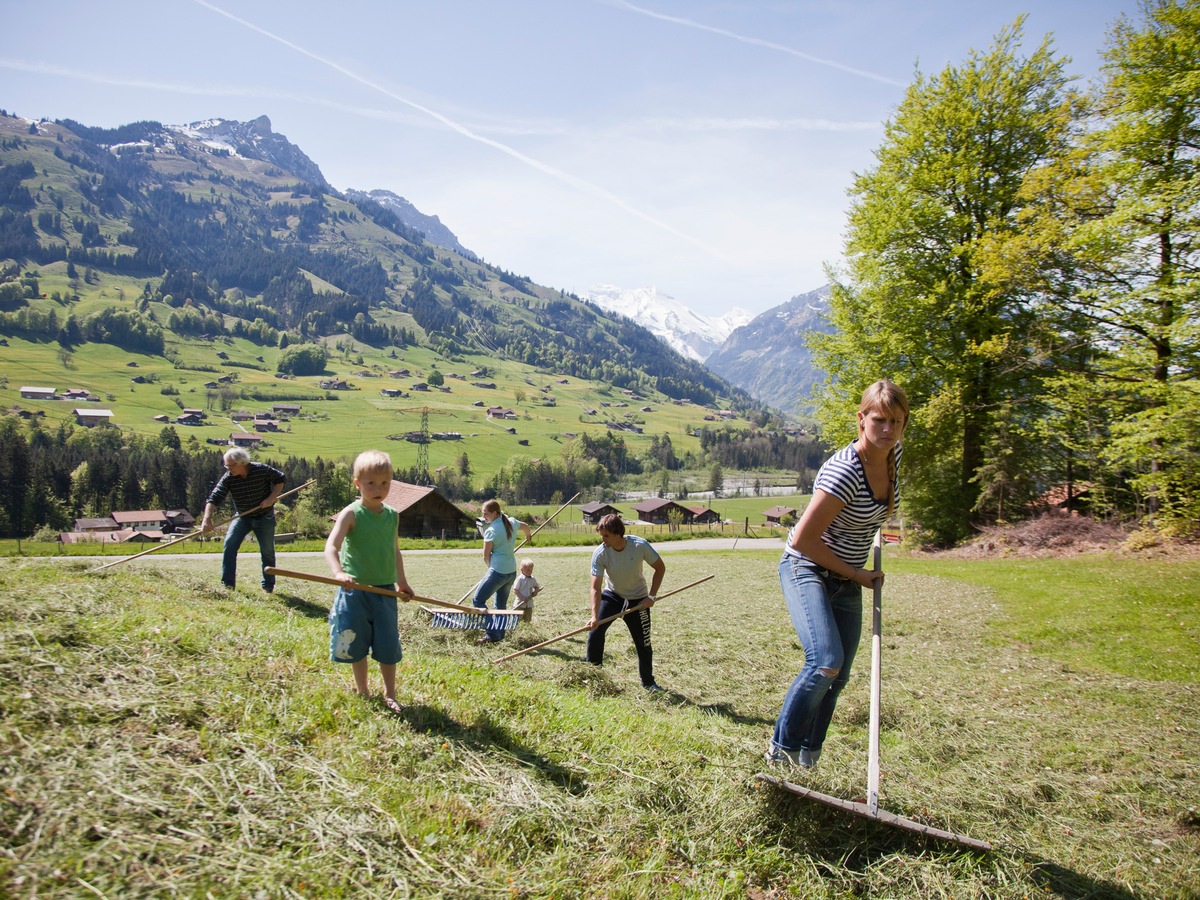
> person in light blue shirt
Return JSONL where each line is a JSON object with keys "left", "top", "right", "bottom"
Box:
{"left": 587, "top": 514, "right": 666, "bottom": 690}
{"left": 472, "top": 498, "right": 533, "bottom": 642}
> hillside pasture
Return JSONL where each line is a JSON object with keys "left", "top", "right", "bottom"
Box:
{"left": 0, "top": 309, "right": 747, "bottom": 475}
{"left": 1, "top": 547, "right": 1196, "bottom": 897}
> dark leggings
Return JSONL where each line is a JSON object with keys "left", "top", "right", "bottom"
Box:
{"left": 585, "top": 590, "right": 654, "bottom": 686}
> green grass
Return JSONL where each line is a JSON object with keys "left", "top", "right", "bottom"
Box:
{"left": 2, "top": 548, "right": 1197, "bottom": 897}
{"left": 1, "top": 299, "right": 757, "bottom": 475}
{"left": 891, "top": 554, "right": 1200, "bottom": 683}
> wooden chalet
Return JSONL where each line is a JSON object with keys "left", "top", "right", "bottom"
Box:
{"left": 384, "top": 482, "right": 476, "bottom": 540}
{"left": 580, "top": 501, "right": 623, "bottom": 525}
{"left": 631, "top": 498, "right": 695, "bottom": 525}
{"left": 763, "top": 505, "right": 797, "bottom": 525}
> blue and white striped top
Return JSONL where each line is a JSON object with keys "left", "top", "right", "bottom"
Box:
{"left": 785, "top": 442, "right": 902, "bottom": 569}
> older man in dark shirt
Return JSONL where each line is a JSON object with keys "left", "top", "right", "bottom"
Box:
{"left": 200, "top": 448, "right": 285, "bottom": 592}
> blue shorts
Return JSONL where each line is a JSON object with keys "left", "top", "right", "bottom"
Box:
{"left": 328, "top": 586, "right": 402, "bottom": 665}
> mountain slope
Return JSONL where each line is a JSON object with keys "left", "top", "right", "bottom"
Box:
{"left": 582, "top": 285, "right": 751, "bottom": 363}
{"left": 345, "top": 189, "right": 475, "bottom": 259}
{"left": 705, "top": 286, "right": 833, "bottom": 417}
{"left": 0, "top": 111, "right": 754, "bottom": 414}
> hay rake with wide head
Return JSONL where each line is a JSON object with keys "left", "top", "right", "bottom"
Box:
{"left": 757, "top": 532, "right": 992, "bottom": 852}
{"left": 421, "top": 606, "right": 523, "bottom": 635}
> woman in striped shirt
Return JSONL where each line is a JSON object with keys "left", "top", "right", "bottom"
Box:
{"left": 767, "top": 380, "right": 909, "bottom": 769}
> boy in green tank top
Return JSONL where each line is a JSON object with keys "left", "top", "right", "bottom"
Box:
{"left": 325, "top": 450, "right": 414, "bottom": 713}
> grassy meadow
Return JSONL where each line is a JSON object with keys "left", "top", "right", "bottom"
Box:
{"left": 2, "top": 545, "right": 1197, "bottom": 898}
{"left": 0, "top": 275, "right": 759, "bottom": 477}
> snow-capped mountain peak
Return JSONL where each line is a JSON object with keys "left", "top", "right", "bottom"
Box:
{"left": 582, "top": 285, "right": 751, "bottom": 362}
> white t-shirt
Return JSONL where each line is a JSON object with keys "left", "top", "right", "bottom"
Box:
{"left": 590, "top": 535, "right": 660, "bottom": 599}
{"left": 514, "top": 572, "right": 540, "bottom": 609}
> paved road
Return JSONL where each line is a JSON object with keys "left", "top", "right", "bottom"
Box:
{"left": 59, "top": 537, "right": 784, "bottom": 564}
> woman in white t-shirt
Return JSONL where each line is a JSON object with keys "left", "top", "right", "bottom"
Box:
{"left": 767, "top": 380, "right": 909, "bottom": 769}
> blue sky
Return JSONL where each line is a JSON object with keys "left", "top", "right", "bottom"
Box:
{"left": 2, "top": 0, "right": 1135, "bottom": 318}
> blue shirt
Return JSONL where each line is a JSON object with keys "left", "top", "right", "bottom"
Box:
{"left": 484, "top": 515, "right": 523, "bottom": 575}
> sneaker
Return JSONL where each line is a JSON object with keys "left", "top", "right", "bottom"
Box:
{"left": 263, "top": 586, "right": 274, "bottom": 594}
{"left": 764, "top": 744, "right": 819, "bottom": 769}
{"left": 644, "top": 682, "right": 664, "bottom": 692}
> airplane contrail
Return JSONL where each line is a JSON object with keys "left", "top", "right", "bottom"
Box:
{"left": 191, "top": 0, "right": 730, "bottom": 261}
{"left": 605, "top": 0, "right": 906, "bottom": 88}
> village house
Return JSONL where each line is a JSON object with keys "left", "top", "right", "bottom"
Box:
{"left": 110, "top": 509, "right": 196, "bottom": 534}
{"left": 73, "top": 517, "right": 119, "bottom": 534}
{"left": 762, "top": 505, "right": 798, "bottom": 526}
{"left": 230, "top": 432, "right": 264, "bottom": 448}
{"left": 19, "top": 386, "right": 55, "bottom": 400}
{"left": 318, "top": 379, "right": 349, "bottom": 390}
{"left": 631, "top": 498, "right": 695, "bottom": 525}
{"left": 384, "top": 482, "right": 476, "bottom": 540}
{"left": 272, "top": 404, "right": 302, "bottom": 417}
{"left": 580, "top": 501, "right": 623, "bottom": 525}
{"left": 687, "top": 506, "right": 721, "bottom": 525}
{"left": 75, "top": 408, "right": 115, "bottom": 427}
{"left": 62, "top": 388, "right": 93, "bottom": 401}
{"left": 175, "top": 412, "right": 205, "bottom": 426}
{"left": 486, "top": 407, "right": 517, "bottom": 420}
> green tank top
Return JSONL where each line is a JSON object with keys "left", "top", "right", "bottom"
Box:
{"left": 339, "top": 500, "right": 399, "bottom": 585}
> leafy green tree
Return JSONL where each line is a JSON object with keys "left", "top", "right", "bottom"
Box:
{"left": 982, "top": 0, "right": 1200, "bottom": 533}
{"left": 811, "top": 21, "right": 1076, "bottom": 544}
{"left": 708, "top": 462, "right": 724, "bottom": 498}
{"left": 277, "top": 343, "right": 328, "bottom": 376}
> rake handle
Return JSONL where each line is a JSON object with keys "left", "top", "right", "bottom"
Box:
{"left": 492, "top": 573, "right": 714, "bottom": 664}
{"left": 455, "top": 492, "right": 580, "bottom": 605}
{"left": 92, "top": 480, "right": 314, "bottom": 572}
{"left": 264, "top": 567, "right": 476, "bottom": 613}
{"left": 867, "top": 530, "right": 883, "bottom": 816}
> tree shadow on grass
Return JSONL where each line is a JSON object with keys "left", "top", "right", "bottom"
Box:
{"left": 395, "top": 702, "right": 589, "bottom": 796}
{"left": 756, "top": 784, "right": 1139, "bottom": 898}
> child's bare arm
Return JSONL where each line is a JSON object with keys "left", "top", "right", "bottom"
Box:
{"left": 394, "top": 541, "right": 413, "bottom": 597}
{"left": 324, "top": 507, "right": 356, "bottom": 584}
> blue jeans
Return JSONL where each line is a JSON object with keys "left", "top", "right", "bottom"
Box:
{"left": 771, "top": 556, "right": 863, "bottom": 755}
{"left": 473, "top": 567, "right": 517, "bottom": 641}
{"left": 221, "top": 513, "right": 276, "bottom": 591}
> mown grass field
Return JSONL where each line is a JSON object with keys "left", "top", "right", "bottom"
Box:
{"left": 2, "top": 545, "right": 1197, "bottom": 898}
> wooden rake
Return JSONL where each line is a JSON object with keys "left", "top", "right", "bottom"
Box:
{"left": 91, "top": 480, "right": 314, "bottom": 573}
{"left": 453, "top": 491, "right": 580, "bottom": 606}
{"left": 756, "top": 532, "right": 992, "bottom": 851}
{"left": 265, "top": 566, "right": 478, "bottom": 613}
{"left": 491, "top": 574, "right": 714, "bottom": 664}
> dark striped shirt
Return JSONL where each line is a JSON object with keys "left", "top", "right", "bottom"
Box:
{"left": 785, "top": 442, "right": 902, "bottom": 569}
{"left": 207, "top": 462, "right": 285, "bottom": 517}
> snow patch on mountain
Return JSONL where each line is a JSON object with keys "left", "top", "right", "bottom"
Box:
{"left": 582, "top": 285, "right": 752, "bottom": 362}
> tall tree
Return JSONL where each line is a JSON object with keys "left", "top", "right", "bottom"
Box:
{"left": 982, "top": 0, "right": 1200, "bottom": 533}
{"left": 811, "top": 21, "right": 1077, "bottom": 544}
